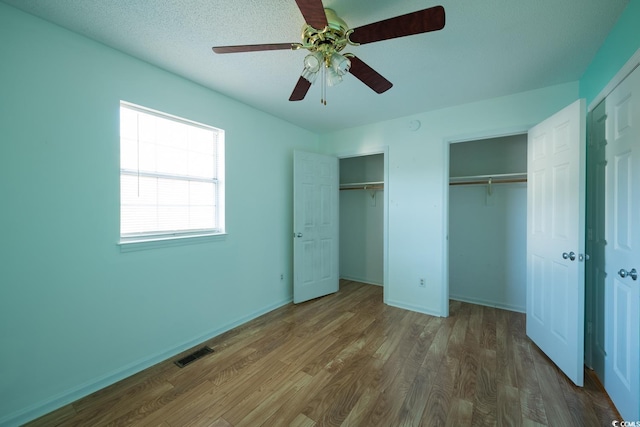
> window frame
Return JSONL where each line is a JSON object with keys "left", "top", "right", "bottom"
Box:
{"left": 118, "top": 101, "right": 225, "bottom": 249}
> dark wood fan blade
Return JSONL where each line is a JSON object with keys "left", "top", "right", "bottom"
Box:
{"left": 212, "top": 43, "right": 296, "bottom": 54}
{"left": 294, "top": 0, "right": 328, "bottom": 30}
{"left": 348, "top": 56, "right": 393, "bottom": 94}
{"left": 289, "top": 76, "right": 312, "bottom": 101}
{"left": 349, "top": 5, "right": 445, "bottom": 45}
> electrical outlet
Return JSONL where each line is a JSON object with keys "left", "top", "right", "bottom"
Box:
{"left": 419, "top": 278, "right": 426, "bottom": 287}
{"left": 280, "top": 273, "right": 284, "bottom": 281}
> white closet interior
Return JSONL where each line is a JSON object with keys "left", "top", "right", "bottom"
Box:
{"left": 449, "top": 135, "right": 527, "bottom": 312}
{"left": 339, "top": 154, "right": 384, "bottom": 286}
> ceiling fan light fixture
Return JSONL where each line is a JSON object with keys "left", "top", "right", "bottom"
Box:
{"left": 301, "top": 51, "right": 323, "bottom": 84}
{"left": 330, "top": 52, "right": 351, "bottom": 76}
{"left": 302, "top": 67, "right": 319, "bottom": 84}
{"left": 304, "top": 52, "right": 323, "bottom": 73}
{"left": 326, "top": 67, "right": 343, "bottom": 87}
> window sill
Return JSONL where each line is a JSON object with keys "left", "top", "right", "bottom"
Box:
{"left": 118, "top": 232, "right": 227, "bottom": 252}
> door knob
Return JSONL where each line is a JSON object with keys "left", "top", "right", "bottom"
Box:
{"left": 618, "top": 268, "right": 638, "bottom": 281}
{"left": 295, "top": 232, "right": 303, "bottom": 238}
{"left": 562, "top": 252, "right": 576, "bottom": 261}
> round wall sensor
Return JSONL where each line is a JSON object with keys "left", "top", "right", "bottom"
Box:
{"left": 408, "top": 120, "right": 421, "bottom": 131}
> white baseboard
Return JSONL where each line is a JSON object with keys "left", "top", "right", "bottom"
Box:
{"left": 1, "top": 298, "right": 292, "bottom": 427}
{"left": 339, "top": 275, "right": 383, "bottom": 286}
{"left": 386, "top": 299, "right": 445, "bottom": 317}
{"left": 449, "top": 294, "right": 525, "bottom": 313}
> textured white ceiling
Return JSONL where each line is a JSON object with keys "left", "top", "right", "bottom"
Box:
{"left": 1, "top": 0, "right": 629, "bottom": 133}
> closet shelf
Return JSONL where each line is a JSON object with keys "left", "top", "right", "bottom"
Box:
{"left": 340, "top": 181, "right": 384, "bottom": 191}
{"left": 449, "top": 172, "right": 527, "bottom": 186}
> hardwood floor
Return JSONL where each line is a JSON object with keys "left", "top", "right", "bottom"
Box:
{"left": 27, "top": 280, "right": 619, "bottom": 426}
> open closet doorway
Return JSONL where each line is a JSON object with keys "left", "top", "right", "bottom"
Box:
{"left": 448, "top": 134, "right": 528, "bottom": 312}
{"left": 339, "top": 152, "right": 388, "bottom": 301}
{"left": 445, "top": 100, "right": 586, "bottom": 387}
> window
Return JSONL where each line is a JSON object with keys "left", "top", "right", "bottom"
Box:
{"left": 119, "top": 102, "right": 224, "bottom": 243}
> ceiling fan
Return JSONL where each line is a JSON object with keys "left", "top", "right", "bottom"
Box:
{"left": 212, "top": 0, "right": 445, "bottom": 104}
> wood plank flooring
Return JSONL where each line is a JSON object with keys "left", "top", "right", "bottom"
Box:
{"left": 26, "top": 280, "right": 619, "bottom": 426}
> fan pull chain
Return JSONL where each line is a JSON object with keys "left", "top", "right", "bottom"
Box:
{"left": 321, "top": 64, "right": 327, "bottom": 105}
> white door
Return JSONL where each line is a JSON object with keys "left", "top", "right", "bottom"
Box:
{"left": 526, "top": 99, "right": 586, "bottom": 386}
{"left": 293, "top": 151, "right": 339, "bottom": 303}
{"left": 604, "top": 65, "right": 640, "bottom": 420}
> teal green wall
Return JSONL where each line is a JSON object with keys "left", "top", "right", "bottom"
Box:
{"left": 580, "top": 0, "right": 640, "bottom": 104}
{"left": 0, "top": 4, "right": 317, "bottom": 425}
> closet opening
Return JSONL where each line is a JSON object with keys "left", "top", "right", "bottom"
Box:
{"left": 448, "top": 134, "right": 528, "bottom": 312}
{"left": 339, "top": 153, "right": 386, "bottom": 297}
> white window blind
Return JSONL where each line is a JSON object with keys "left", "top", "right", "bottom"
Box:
{"left": 120, "top": 102, "right": 225, "bottom": 241}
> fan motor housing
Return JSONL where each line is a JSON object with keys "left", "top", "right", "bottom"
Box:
{"left": 301, "top": 8, "right": 350, "bottom": 55}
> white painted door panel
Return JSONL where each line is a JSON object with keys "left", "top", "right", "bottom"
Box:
{"left": 527, "top": 99, "right": 586, "bottom": 386}
{"left": 293, "top": 151, "right": 339, "bottom": 303}
{"left": 605, "top": 65, "right": 640, "bottom": 420}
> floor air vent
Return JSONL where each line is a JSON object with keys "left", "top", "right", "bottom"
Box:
{"left": 174, "top": 346, "right": 214, "bottom": 368}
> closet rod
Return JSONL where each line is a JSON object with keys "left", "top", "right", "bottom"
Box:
{"left": 340, "top": 185, "right": 384, "bottom": 191}
{"left": 449, "top": 178, "right": 527, "bottom": 186}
